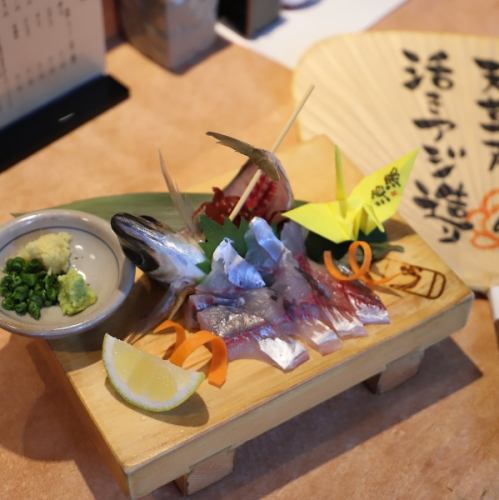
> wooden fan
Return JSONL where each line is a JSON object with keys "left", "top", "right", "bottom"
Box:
{"left": 293, "top": 32, "right": 499, "bottom": 299}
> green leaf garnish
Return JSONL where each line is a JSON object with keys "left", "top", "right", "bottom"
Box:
{"left": 196, "top": 260, "right": 212, "bottom": 275}
{"left": 197, "top": 215, "right": 250, "bottom": 272}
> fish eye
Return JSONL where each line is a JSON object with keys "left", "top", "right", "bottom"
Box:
{"left": 122, "top": 246, "right": 159, "bottom": 272}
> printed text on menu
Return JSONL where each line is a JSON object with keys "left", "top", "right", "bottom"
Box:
{"left": 0, "top": 0, "right": 105, "bottom": 128}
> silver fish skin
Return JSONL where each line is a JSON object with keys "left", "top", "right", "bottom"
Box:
{"left": 280, "top": 221, "right": 307, "bottom": 257}
{"left": 197, "top": 238, "right": 265, "bottom": 296}
{"left": 273, "top": 251, "right": 343, "bottom": 354}
{"left": 192, "top": 235, "right": 308, "bottom": 371}
{"left": 111, "top": 213, "right": 205, "bottom": 286}
{"left": 336, "top": 262, "right": 390, "bottom": 324}
{"left": 196, "top": 291, "right": 309, "bottom": 371}
{"left": 211, "top": 239, "right": 265, "bottom": 290}
{"left": 342, "top": 279, "right": 390, "bottom": 324}
{"left": 245, "top": 216, "right": 285, "bottom": 279}
{"left": 245, "top": 217, "right": 342, "bottom": 354}
{"left": 279, "top": 223, "right": 367, "bottom": 338}
{"left": 301, "top": 259, "right": 367, "bottom": 338}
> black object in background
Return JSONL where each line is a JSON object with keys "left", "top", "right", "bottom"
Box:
{"left": 218, "top": 0, "right": 280, "bottom": 38}
{"left": 0, "top": 75, "right": 129, "bottom": 173}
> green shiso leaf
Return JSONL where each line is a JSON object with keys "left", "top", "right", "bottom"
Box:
{"left": 197, "top": 215, "right": 250, "bottom": 272}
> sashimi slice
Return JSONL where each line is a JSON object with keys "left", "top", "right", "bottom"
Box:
{"left": 298, "top": 257, "right": 367, "bottom": 338}
{"left": 183, "top": 293, "right": 245, "bottom": 330}
{"left": 193, "top": 239, "right": 308, "bottom": 371}
{"left": 272, "top": 252, "right": 342, "bottom": 355}
{"left": 199, "top": 238, "right": 265, "bottom": 294}
{"left": 280, "top": 221, "right": 365, "bottom": 337}
{"left": 245, "top": 216, "right": 285, "bottom": 281}
{"left": 342, "top": 279, "right": 390, "bottom": 324}
{"left": 246, "top": 218, "right": 343, "bottom": 354}
{"left": 197, "top": 305, "right": 308, "bottom": 371}
{"left": 282, "top": 221, "right": 388, "bottom": 327}
{"left": 280, "top": 220, "right": 307, "bottom": 256}
{"left": 330, "top": 261, "right": 389, "bottom": 324}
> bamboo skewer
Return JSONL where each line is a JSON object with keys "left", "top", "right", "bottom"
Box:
{"left": 228, "top": 85, "right": 315, "bottom": 221}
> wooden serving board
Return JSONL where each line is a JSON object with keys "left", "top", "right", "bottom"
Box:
{"left": 43, "top": 137, "right": 473, "bottom": 498}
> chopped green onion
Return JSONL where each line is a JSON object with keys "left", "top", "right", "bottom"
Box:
{"left": 5, "top": 257, "right": 26, "bottom": 273}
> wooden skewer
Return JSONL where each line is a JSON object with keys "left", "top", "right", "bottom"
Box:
{"left": 228, "top": 84, "right": 315, "bottom": 222}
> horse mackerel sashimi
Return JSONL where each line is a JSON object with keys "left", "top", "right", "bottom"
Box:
{"left": 281, "top": 221, "right": 389, "bottom": 327}
{"left": 110, "top": 212, "right": 389, "bottom": 369}
{"left": 189, "top": 239, "right": 309, "bottom": 371}
{"left": 197, "top": 132, "right": 388, "bottom": 329}
{"left": 195, "top": 132, "right": 294, "bottom": 225}
{"left": 110, "top": 135, "right": 296, "bottom": 334}
{"left": 245, "top": 218, "right": 343, "bottom": 354}
{"left": 110, "top": 132, "right": 389, "bottom": 370}
{"left": 280, "top": 222, "right": 367, "bottom": 338}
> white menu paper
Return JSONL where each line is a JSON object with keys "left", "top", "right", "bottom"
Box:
{"left": 216, "top": 0, "right": 407, "bottom": 69}
{"left": 0, "top": 0, "right": 106, "bottom": 128}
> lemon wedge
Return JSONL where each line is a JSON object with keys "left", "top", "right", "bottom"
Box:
{"left": 102, "top": 334, "right": 204, "bottom": 412}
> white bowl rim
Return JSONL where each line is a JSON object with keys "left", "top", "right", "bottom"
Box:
{"left": 0, "top": 209, "right": 135, "bottom": 338}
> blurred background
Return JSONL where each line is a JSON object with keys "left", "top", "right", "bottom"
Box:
{"left": 0, "top": 1, "right": 498, "bottom": 500}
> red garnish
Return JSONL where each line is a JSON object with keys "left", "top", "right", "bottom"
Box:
{"left": 194, "top": 175, "right": 278, "bottom": 226}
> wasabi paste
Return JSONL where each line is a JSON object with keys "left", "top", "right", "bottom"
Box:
{"left": 58, "top": 268, "right": 97, "bottom": 315}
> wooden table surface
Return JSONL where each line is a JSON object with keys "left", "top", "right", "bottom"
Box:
{"left": 1, "top": 1, "right": 498, "bottom": 499}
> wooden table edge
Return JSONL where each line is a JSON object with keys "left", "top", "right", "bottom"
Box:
{"left": 39, "top": 287, "right": 473, "bottom": 498}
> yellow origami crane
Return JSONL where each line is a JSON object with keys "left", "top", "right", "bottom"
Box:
{"left": 283, "top": 147, "right": 418, "bottom": 243}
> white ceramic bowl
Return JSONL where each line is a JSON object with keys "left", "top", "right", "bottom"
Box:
{"left": 0, "top": 209, "right": 135, "bottom": 338}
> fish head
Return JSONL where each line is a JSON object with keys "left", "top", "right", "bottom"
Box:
{"left": 195, "top": 133, "right": 294, "bottom": 225}
{"left": 111, "top": 213, "right": 206, "bottom": 286}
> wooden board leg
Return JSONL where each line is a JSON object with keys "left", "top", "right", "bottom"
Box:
{"left": 175, "top": 447, "right": 235, "bottom": 495}
{"left": 365, "top": 349, "right": 425, "bottom": 394}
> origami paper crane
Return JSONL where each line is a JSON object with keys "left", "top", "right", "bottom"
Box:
{"left": 283, "top": 147, "right": 418, "bottom": 243}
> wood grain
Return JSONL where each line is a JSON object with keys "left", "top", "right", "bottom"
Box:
{"left": 365, "top": 349, "right": 425, "bottom": 393}
{"left": 175, "top": 447, "right": 235, "bottom": 495}
{"left": 45, "top": 136, "right": 472, "bottom": 497}
{"left": 0, "top": 1, "right": 497, "bottom": 498}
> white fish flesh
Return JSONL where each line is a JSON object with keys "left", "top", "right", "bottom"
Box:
{"left": 191, "top": 238, "right": 309, "bottom": 370}
{"left": 246, "top": 218, "right": 343, "bottom": 354}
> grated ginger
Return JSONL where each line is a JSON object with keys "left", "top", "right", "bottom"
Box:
{"left": 18, "top": 232, "right": 72, "bottom": 274}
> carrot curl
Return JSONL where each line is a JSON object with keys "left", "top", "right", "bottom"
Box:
{"left": 324, "top": 241, "right": 398, "bottom": 285}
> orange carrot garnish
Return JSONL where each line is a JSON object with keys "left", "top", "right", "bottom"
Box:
{"left": 324, "top": 241, "right": 371, "bottom": 281}
{"left": 324, "top": 241, "right": 398, "bottom": 286}
{"left": 150, "top": 320, "right": 228, "bottom": 386}
{"left": 169, "top": 331, "right": 228, "bottom": 388}
{"left": 153, "top": 319, "right": 186, "bottom": 348}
